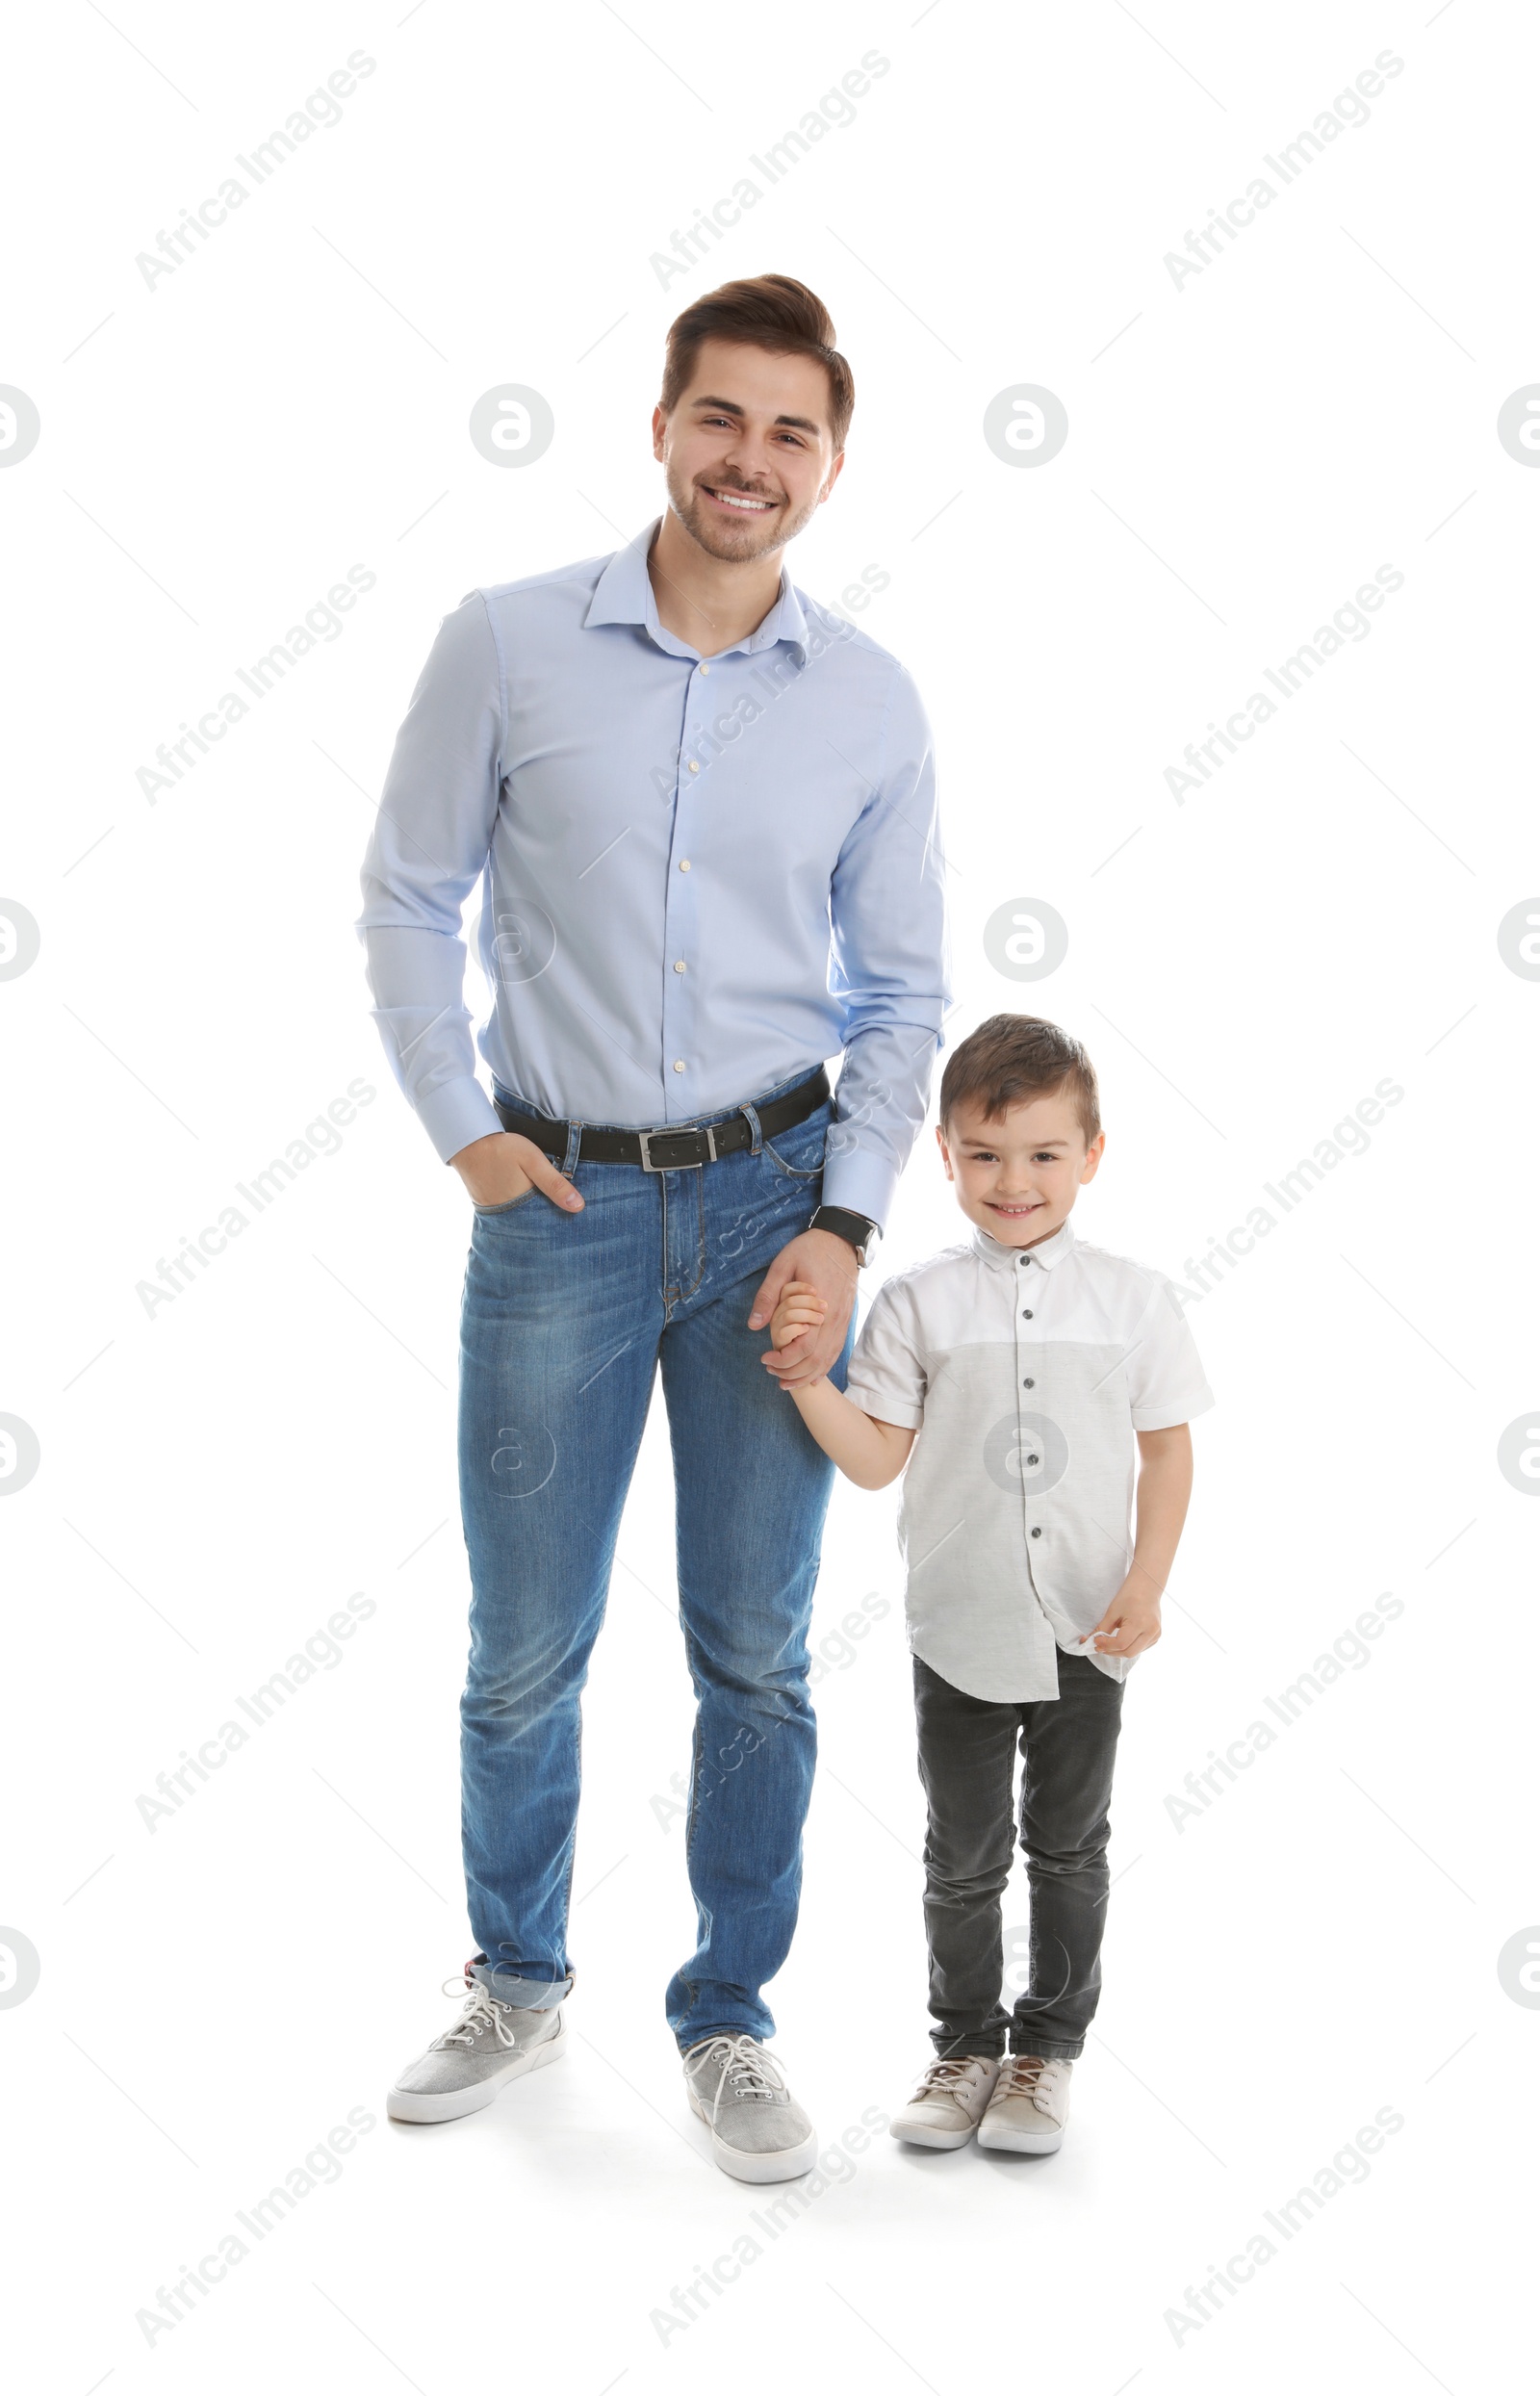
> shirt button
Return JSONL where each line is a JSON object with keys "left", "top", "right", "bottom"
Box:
{"left": 673, "top": 1059, "right": 685, "bottom": 1072}
{"left": 1017, "top": 1253, "right": 1030, "bottom": 1266}
{"left": 688, "top": 760, "right": 700, "bottom": 774}
{"left": 1030, "top": 1526, "right": 1042, "bottom": 1538}
{"left": 679, "top": 859, "right": 691, "bottom": 871}
{"left": 674, "top": 960, "right": 686, "bottom": 973}
{"left": 1022, "top": 1378, "right": 1035, "bottom": 1388}
{"left": 1021, "top": 1308, "right": 1033, "bottom": 1320}
{"left": 1025, "top": 1453, "right": 1040, "bottom": 1466}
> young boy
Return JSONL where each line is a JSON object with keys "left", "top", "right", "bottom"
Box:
{"left": 768, "top": 1014, "right": 1213, "bottom": 2154}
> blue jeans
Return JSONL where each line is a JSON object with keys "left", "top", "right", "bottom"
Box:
{"left": 456, "top": 1067, "right": 853, "bottom": 2050}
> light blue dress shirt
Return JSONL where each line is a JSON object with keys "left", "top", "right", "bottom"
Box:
{"left": 355, "top": 521, "right": 950, "bottom": 1227}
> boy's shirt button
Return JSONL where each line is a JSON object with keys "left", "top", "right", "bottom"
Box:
{"left": 1021, "top": 1308, "right": 1033, "bottom": 1318}
{"left": 1022, "top": 1377, "right": 1035, "bottom": 1388}
{"left": 1030, "top": 1526, "right": 1042, "bottom": 1537}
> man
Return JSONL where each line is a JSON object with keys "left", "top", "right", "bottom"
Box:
{"left": 356, "top": 273, "right": 948, "bottom": 2180}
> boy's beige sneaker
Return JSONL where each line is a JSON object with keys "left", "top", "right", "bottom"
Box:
{"left": 976, "top": 2052, "right": 1072, "bottom": 2152}
{"left": 889, "top": 2053, "right": 1002, "bottom": 2149}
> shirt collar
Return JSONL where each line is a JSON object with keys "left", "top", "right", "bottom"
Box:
{"left": 970, "top": 1218, "right": 1078, "bottom": 1273}
{"left": 583, "top": 516, "right": 809, "bottom": 658}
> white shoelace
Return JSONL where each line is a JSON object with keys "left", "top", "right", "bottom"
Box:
{"left": 911, "top": 2055, "right": 992, "bottom": 2102}
{"left": 689, "top": 2033, "right": 789, "bottom": 2118}
{"left": 434, "top": 1979, "right": 522, "bottom": 2051}
{"left": 994, "top": 2054, "right": 1067, "bottom": 2111}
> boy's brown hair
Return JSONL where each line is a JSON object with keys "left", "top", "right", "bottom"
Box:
{"left": 938, "top": 1014, "right": 1102, "bottom": 1146}
{"left": 660, "top": 274, "right": 856, "bottom": 451}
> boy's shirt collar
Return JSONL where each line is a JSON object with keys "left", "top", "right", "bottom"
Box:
{"left": 969, "top": 1218, "right": 1078, "bottom": 1273}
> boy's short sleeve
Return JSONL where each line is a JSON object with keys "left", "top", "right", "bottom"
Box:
{"left": 1124, "top": 1276, "right": 1215, "bottom": 1430}
{"left": 844, "top": 1275, "right": 928, "bottom": 1431}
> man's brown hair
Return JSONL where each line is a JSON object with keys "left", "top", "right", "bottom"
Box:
{"left": 939, "top": 1014, "right": 1102, "bottom": 1146}
{"left": 660, "top": 274, "right": 855, "bottom": 451}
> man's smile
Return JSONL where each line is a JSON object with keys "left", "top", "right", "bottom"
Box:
{"left": 699, "top": 481, "right": 779, "bottom": 514}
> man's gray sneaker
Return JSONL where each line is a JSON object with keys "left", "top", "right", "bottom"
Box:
{"left": 683, "top": 2034, "right": 818, "bottom": 2183}
{"left": 387, "top": 1972, "right": 567, "bottom": 2124}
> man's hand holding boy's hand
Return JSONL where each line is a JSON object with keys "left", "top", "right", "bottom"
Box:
{"left": 768, "top": 1280, "right": 828, "bottom": 1373}
{"left": 1083, "top": 1577, "right": 1163, "bottom": 1660}
{"left": 759, "top": 1280, "right": 916, "bottom": 1491}
{"left": 752, "top": 1231, "right": 855, "bottom": 1385}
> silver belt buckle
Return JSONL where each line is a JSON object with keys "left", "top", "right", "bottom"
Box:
{"left": 636, "top": 1121, "right": 719, "bottom": 1172}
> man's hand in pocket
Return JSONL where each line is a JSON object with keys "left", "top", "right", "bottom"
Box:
{"left": 449, "top": 1131, "right": 584, "bottom": 1212}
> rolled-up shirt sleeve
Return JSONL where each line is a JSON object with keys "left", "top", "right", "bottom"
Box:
{"left": 354, "top": 594, "right": 507, "bottom": 1166}
{"left": 823, "top": 665, "right": 951, "bottom": 1228}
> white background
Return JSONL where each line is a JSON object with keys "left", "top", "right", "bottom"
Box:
{"left": 2, "top": 1, "right": 1533, "bottom": 2389}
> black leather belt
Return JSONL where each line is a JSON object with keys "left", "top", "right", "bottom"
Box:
{"left": 493, "top": 1067, "right": 830, "bottom": 1171}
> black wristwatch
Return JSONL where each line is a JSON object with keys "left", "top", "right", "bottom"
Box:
{"left": 808, "top": 1204, "right": 881, "bottom": 1266}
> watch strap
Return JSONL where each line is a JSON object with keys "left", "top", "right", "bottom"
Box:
{"left": 808, "top": 1203, "right": 878, "bottom": 1260}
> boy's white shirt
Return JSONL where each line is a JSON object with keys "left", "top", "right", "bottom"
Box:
{"left": 843, "top": 1217, "right": 1215, "bottom": 1702}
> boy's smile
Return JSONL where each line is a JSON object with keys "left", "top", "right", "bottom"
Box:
{"left": 937, "top": 1089, "right": 1105, "bottom": 1249}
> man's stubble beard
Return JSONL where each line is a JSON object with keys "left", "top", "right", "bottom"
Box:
{"left": 663, "top": 462, "right": 822, "bottom": 566}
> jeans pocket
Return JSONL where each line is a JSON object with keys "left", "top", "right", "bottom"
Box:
{"left": 760, "top": 1102, "right": 831, "bottom": 1181}
{"left": 473, "top": 1185, "right": 539, "bottom": 1219}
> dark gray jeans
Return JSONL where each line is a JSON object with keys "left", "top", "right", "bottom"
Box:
{"left": 912, "top": 1650, "right": 1125, "bottom": 2061}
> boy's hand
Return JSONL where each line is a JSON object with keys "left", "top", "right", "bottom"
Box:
{"left": 1083, "top": 1579, "right": 1163, "bottom": 1660}
{"left": 769, "top": 1280, "right": 828, "bottom": 1354}
{"left": 750, "top": 1227, "right": 859, "bottom": 1386}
